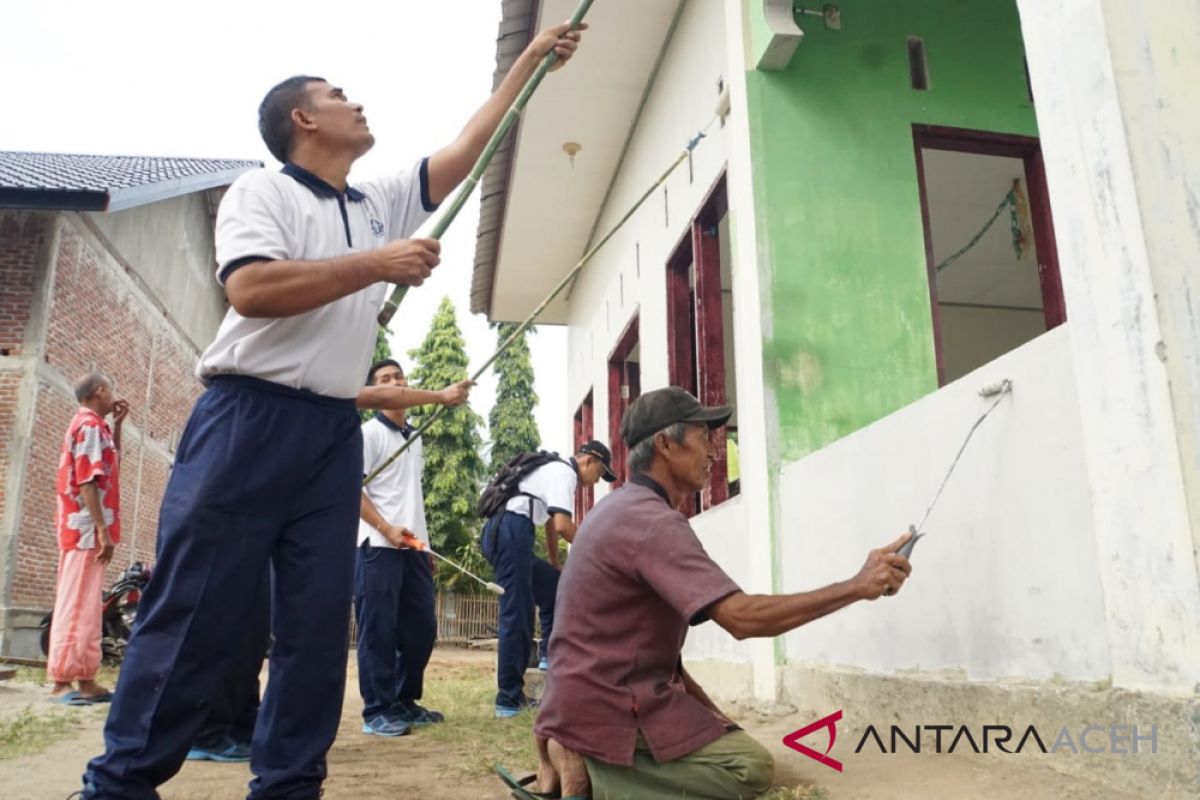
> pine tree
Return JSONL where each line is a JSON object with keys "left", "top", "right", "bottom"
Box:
{"left": 407, "top": 297, "right": 486, "bottom": 580}
{"left": 485, "top": 324, "right": 564, "bottom": 566}
{"left": 361, "top": 327, "right": 393, "bottom": 422}
{"left": 488, "top": 323, "right": 541, "bottom": 472}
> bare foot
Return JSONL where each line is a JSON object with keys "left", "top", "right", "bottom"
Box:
{"left": 77, "top": 679, "right": 110, "bottom": 699}
{"left": 547, "top": 738, "right": 590, "bottom": 798}
{"left": 50, "top": 682, "right": 75, "bottom": 698}
{"left": 535, "top": 734, "right": 561, "bottom": 795}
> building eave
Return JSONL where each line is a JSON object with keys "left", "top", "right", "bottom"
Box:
{"left": 471, "top": 0, "right": 541, "bottom": 318}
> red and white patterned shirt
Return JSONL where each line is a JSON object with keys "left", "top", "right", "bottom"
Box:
{"left": 55, "top": 408, "right": 121, "bottom": 551}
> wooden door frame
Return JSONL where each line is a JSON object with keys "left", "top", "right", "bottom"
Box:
{"left": 913, "top": 124, "right": 1066, "bottom": 385}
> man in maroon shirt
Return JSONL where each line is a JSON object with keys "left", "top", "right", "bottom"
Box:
{"left": 522, "top": 387, "right": 913, "bottom": 799}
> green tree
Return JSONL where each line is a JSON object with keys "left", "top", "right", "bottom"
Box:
{"left": 361, "top": 327, "right": 393, "bottom": 422}
{"left": 488, "top": 323, "right": 541, "bottom": 472}
{"left": 407, "top": 297, "right": 486, "bottom": 584}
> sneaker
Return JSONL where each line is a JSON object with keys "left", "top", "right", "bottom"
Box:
{"left": 397, "top": 701, "right": 444, "bottom": 725}
{"left": 537, "top": 659, "right": 549, "bottom": 671}
{"left": 361, "top": 714, "right": 412, "bottom": 737}
{"left": 495, "top": 698, "right": 538, "bottom": 718}
{"left": 186, "top": 736, "right": 251, "bottom": 762}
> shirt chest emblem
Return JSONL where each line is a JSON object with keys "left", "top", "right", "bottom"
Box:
{"left": 370, "top": 218, "right": 385, "bottom": 237}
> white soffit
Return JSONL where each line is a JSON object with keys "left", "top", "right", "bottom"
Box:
{"left": 490, "top": 0, "right": 681, "bottom": 323}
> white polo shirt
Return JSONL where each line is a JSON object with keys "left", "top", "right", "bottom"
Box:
{"left": 359, "top": 413, "right": 428, "bottom": 548}
{"left": 197, "top": 160, "right": 436, "bottom": 398}
{"left": 505, "top": 459, "right": 578, "bottom": 526}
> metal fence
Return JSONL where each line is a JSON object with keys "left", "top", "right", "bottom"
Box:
{"left": 348, "top": 591, "right": 500, "bottom": 648}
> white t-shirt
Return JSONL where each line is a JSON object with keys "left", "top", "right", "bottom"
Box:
{"left": 358, "top": 414, "right": 428, "bottom": 549}
{"left": 197, "top": 160, "right": 435, "bottom": 398}
{"left": 505, "top": 459, "right": 578, "bottom": 526}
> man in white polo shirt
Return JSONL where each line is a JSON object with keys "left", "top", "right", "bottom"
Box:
{"left": 80, "top": 22, "right": 585, "bottom": 800}
{"left": 355, "top": 358, "right": 447, "bottom": 737}
{"left": 481, "top": 440, "right": 615, "bottom": 718}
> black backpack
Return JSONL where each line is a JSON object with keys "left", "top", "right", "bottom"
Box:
{"left": 476, "top": 450, "right": 568, "bottom": 519}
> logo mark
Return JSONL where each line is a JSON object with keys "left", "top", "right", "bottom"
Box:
{"left": 370, "top": 219, "right": 385, "bottom": 236}
{"left": 783, "top": 710, "right": 844, "bottom": 772}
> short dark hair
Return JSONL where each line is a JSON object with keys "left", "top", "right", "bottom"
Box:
{"left": 258, "top": 75, "right": 324, "bottom": 163}
{"left": 367, "top": 359, "right": 403, "bottom": 385}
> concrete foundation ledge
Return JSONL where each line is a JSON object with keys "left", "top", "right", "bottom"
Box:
{"left": 771, "top": 662, "right": 1199, "bottom": 797}
{"left": 0, "top": 606, "right": 50, "bottom": 661}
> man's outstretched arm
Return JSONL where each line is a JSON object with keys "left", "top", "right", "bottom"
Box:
{"left": 709, "top": 532, "right": 913, "bottom": 640}
{"left": 357, "top": 380, "right": 471, "bottom": 411}
{"left": 425, "top": 22, "right": 585, "bottom": 205}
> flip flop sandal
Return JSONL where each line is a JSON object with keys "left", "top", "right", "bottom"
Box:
{"left": 495, "top": 765, "right": 561, "bottom": 800}
{"left": 80, "top": 691, "right": 114, "bottom": 704}
{"left": 52, "top": 690, "right": 88, "bottom": 706}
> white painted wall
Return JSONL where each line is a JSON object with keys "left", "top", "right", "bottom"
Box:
{"left": 564, "top": 0, "right": 777, "bottom": 691}
{"left": 775, "top": 326, "right": 1112, "bottom": 681}
{"left": 682, "top": 496, "right": 756, "bottom": 665}
{"left": 565, "top": 0, "right": 731, "bottom": 473}
{"left": 1016, "top": 0, "right": 1200, "bottom": 692}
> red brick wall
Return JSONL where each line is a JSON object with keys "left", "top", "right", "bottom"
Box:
{"left": 0, "top": 212, "right": 51, "bottom": 357}
{"left": 9, "top": 216, "right": 205, "bottom": 608}
{"left": 12, "top": 380, "right": 72, "bottom": 606}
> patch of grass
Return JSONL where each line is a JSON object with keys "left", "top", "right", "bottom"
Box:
{"left": 421, "top": 659, "right": 537, "bottom": 776}
{"left": 7, "top": 664, "right": 120, "bottom": 688}
{"left": 0, "top": 705, "right": 81, "bottom": 759}
{"left": 760, "top": 787, "right": 829, "bottom": 800}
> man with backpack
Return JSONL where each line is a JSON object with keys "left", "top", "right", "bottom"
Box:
{"left": 479, "top": 441, "right": 615, "bottom": 717}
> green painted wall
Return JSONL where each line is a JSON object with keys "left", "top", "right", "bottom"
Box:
{"left": 742, "top": 0, "right": 1037, "bottom": 462}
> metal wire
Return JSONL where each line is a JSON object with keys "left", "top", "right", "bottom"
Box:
{"left": 363, "top": 119, "right": 719, "bottom": 486}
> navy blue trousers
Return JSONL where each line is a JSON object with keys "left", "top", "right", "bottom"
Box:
{"left": 83, "top": 377, "right": 362, "bottom": 800}
{"left": 353, "top": 544, "right": 436, "bottom": 720}
{"left": 481, "top": 511, "right": 558, "bottom": 708}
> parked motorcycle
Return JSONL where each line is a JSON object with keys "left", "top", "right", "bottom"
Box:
{"left": 39, "top": 561, "right": 151, "bottom": 665}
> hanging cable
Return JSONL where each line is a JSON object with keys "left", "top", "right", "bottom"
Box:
{"left": 364, "top": 119, "right": 718, "bottom": 486}
{"left": 934, "top": 179, "right": 1031, "bottom": 274}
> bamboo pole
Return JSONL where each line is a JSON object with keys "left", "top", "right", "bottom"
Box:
{"left": 364, "top": 122, "right": 714, "bottom": 486}
{"left": 376, "top": 0, "right": 596, "bottom": 328}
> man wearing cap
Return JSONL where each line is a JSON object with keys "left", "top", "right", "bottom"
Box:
{"left": 525, "top": 387, "right": 913, "bottom": 800}
{"left": 481, "top": 440, "right": 616, "bottom": 718}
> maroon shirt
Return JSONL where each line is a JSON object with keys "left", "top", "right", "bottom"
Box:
{"left": 534, "top": 474, "right": 742, "bottom": 766}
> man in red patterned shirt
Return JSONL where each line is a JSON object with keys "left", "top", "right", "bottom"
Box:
{"left": 48, "top": 373, "right": 129, "bottom": 704}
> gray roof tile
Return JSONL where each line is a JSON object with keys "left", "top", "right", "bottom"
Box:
{"left": 0, "top": 151, "right": 261, "bottom": 212}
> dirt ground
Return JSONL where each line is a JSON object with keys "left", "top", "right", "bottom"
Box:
{"left": 0, "top": 649, "right": 1161, "bottom": 800}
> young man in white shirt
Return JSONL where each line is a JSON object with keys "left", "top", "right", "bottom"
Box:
{"left": 355, "top": 359, "right": 453, "bottom": 736}
{"left": 481, "top": 440, "right": 615, "bottom": 717}
{"left": 79, "top": 23, "right": 584, "bottom": 800}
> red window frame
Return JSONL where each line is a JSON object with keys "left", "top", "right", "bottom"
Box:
{"left": 666, "top": 173, "right": 730, "bottom": 514}
{"left": 573, "top": 390, "right": 595, "bottom": 520}
{"left": 607, "top": 314, "right": 641, "bottom": 488}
